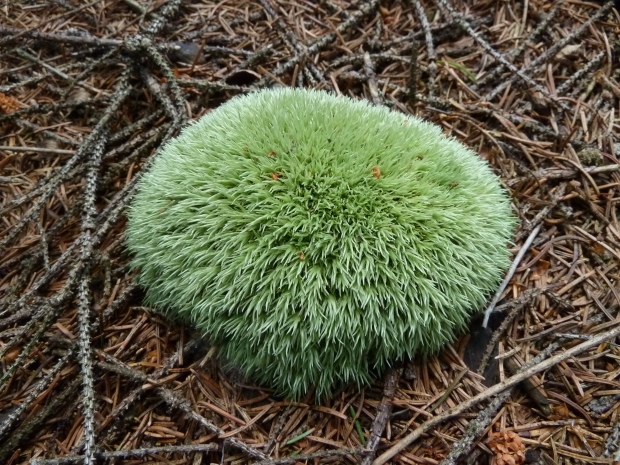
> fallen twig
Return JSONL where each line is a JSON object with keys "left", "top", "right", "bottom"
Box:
{"left": 361, "top": 367, "right": 403, "bottom": 465}
{"left": 30, "top": 443, "right": 219, "bottom": 464}
{"left": 482, "top": 223, "right": 542, "bottom": 327}
{"left": 373, "top": 324, "right": 620, "bottom": 465}
{"left": 438, "top": 343, "right": 558, "bottom": 465}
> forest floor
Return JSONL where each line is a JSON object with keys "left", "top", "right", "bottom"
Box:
{"left": 1, "top": 1, "right": 620, "bottom": 464}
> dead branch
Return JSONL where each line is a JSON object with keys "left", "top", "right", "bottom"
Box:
{"left": 373, "top": 324, "right": 620, "bottom": 465}
{"left": 439, "top": 343, "right": 558, "bottom": 465}
{"left": 361, "top": 367, "right": 403, "bottom": 465}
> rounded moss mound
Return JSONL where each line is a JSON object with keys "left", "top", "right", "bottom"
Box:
{"left": 126, "top": 88, "right": 515, "bottom": 400}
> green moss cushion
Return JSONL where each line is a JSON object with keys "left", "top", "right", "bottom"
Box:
{"left": 126, "top": 88, "right": 515, "bottom": 399}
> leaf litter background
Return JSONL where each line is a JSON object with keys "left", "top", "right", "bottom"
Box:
{"left": 1, "top": 0, "right": 620, "bottom": 464}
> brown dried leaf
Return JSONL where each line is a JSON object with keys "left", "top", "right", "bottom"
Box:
{"left": 0, "top": 92, "right": 21, "bottom": 113}
{"left": 550, "top": 403, "right": 570, "bottom": 419}
{"left": 489, "top": 431, "right": 525, "bottom": 465}
{"left": 531, "top": 260, "right": 550, "bottom": 279}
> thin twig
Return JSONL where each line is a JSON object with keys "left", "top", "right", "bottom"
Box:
{"left": 472, "top": 0, "right": 566, "bottom": 91}
{"left": 0, "top": 145, "right": 74, "bottom": 155}
{"left": 32, "top": 444, "right": 219, "bottom": 465}
{"left": 363, "top": 52, "right": 383, "bottom": 105}
{"left": 253, "top": 447, "right": 366, "bottom": 465}
{"left": 482, "top": 223, "right": 543, "bottom": 327}
{"left": 409, "top": 0, "right": 437, "bottom": 96}
{"left": 94, "top": 354, "right": 269, "bottom": 460}
{"left": 484, "top": 1, "right": 615, "bottom": 102}
{"left": 477, "top": 289, "right": 543, "bottom": 374}
{"left": 439, "top": 343, "right": 559, "bottom": 465}
{"left": 435, "top": 0, "right": 570, "bottom": 111}
{"left": 373, "top": 324, "right": 620, "bottom": 465}
{"left": 361, "top": 367, "right": 403, "bottom": 465}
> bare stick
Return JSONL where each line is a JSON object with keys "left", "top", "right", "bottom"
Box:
{"left": 93, "top": 338, "right": 198, "bottom": 437}
{"left": 258, "top": 0, "right": 327, "bottom": 86}
{"left": 140, "top": 38, "right": 186, "bottom": 116}
{"left": 439, "top": 344, "right": 558, "bottom": 465}
{"left": 372, "top": 324, "right": 620, "bottom": 465}
{"left": 0, "top": 145, "right": 74, "bottom": 155}
{"left": 120, "top": 0, "right": 160, "bottom": 21}
{"left": 515, "top": 184, "right": 566, "bottom": 242}
{"left": 76, "top": 128, "right": 111, "bottom": 465}
{"left": 258, "top": 0, "right": 380, "bottom": 85}
{"left": 472, "top": 0, "right": 566, "bottom": 91}
{"left": 435, "top": 0, "right": 570, "bottom": 110}
{"left": 95, "top": 354, "right": 269, "bottom": 460}
{"left": 139, "top": 68, "right": 178, "bottom": 121}
{"left": 0, "top": 377, "right": 82, "bottom": 464}
{"left": 15, "top": 48, "right": 106, "bottom": 95}
{"left": 477, "top": 289, "right": 542, "bottom": 374}
{"left": 603, "top": 418, "right": 620, "bottom": 460}
{"left": 0, "top": 353, "right": 71, "bottom": 443}
{"left": 0, "top": 0, "right": 104, "bottom": 46}
{"left": 408, "top": 40, "right": 420, "bottom": 106}
{"left": 482, "top": 223, "right": 542, "bottom": 327}
{"left": 253, "top": 447, "right": 365, "bottom": 465}
{"left": 361, "top": 367, "right": 402, "bottom": 465}
{"left": 0, "top": 74, "right": 130, "bottom": 249}
{"left": 31, "top": 444, "right": 218, "bottom": 464}
{"left": 140, "top": 0, "right": 182, "bottom": 37}
{"left": 556, "top": 50, "right": 606, "bottom": 96}
{"left": 484, "top": 1, "right": 614, "bottom": 102}
{"left": 409, "top": 0, "right": 437, "bottom": 97}
{"left": 363, "top": 52, "right": 382, "bottom": 105}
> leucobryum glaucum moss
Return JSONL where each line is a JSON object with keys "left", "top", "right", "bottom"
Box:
{"left": 126, "top": 88, "right": 515, "bottom": 400}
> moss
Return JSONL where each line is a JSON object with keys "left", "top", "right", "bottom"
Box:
{"left": 126, "top": 88, "right": 516, "bottom": 399}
